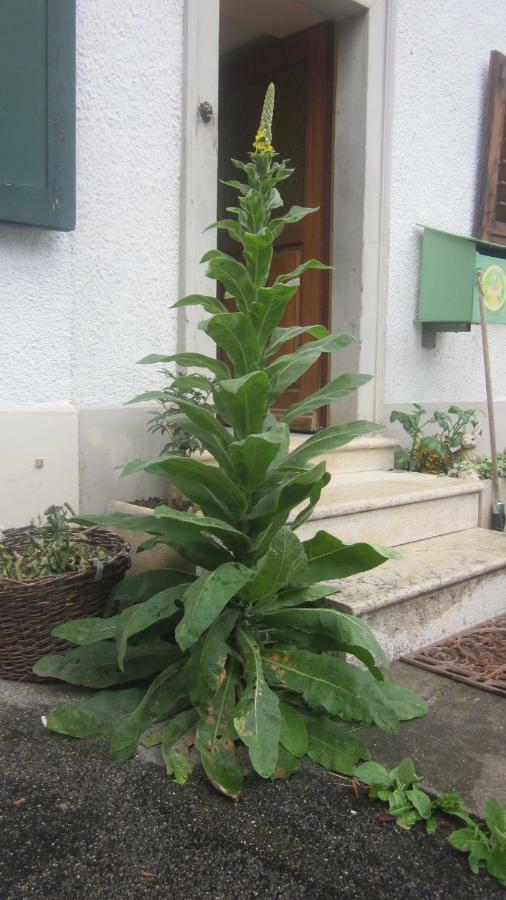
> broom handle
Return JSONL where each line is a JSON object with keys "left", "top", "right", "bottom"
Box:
{"left": 476, "top": 271, "right": 501, "bottom": 509}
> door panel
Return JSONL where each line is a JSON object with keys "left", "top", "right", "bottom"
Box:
{"left": 219, "top": 22, "right": 336, "bottom": 431}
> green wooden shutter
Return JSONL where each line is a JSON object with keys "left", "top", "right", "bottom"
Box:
{"left": 0, "top": 0, "right": 76, "bottom": 231}
{"left": 475, "top": 50, "right": 506, "bottom": 246}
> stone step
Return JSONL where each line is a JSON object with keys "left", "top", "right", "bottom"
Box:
{"left": 331, "top": 527, "right": 506, "bottom": 660}
{"left": 288, "top": 434, "right": 397, "bottom": 473}
{"left": 201, "top": 433, "right": 397, "bottom": 473}
{"left": 294, "top": 470, "right": 482, "bottom": 547}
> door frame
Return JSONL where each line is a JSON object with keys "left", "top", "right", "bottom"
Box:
{"left": 179, "top": 0, "right": 396, "bottom": 427}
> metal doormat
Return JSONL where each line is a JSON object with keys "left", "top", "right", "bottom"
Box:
{"left": 401, "top": 614, "right": 506, "bottom": 698}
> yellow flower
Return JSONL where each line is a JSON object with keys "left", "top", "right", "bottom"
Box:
{"left": 253, "top": 127, "right": 274, "bottom": 155}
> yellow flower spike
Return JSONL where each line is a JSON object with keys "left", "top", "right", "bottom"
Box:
{"left": 252, "top": 83, "right": 276, "bottom": 155}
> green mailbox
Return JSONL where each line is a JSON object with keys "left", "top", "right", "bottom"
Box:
{"left": 418, "top": 226, "right": 506, "bottom": 347}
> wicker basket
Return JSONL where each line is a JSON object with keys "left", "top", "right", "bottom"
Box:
{"left": 0, "top": 527, "right": 131, "bottom": 681}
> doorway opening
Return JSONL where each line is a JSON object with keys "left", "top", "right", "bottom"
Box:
{"left": 218, "top": 6, "right": 336, "bottom": 431}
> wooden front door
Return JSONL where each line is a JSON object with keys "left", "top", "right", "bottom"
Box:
{"left": 218, "top": 22, "right": 336, "bottom": 432}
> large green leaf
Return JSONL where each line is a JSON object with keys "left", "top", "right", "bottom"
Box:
{"left": 33, "top": 640, "right": 179, "bottom": 688}
{"left": 263, "top": 648, "right": 400, "bottom": 730}
{"left": 266, "top": 324, "right": 329, "bottom": 358}
{"left": 115, "top": 586, "right": 185, "bottom": 671}
{"left": 233, "top": 628, "right": 281, "bottom": 778}
{"left": 306, "top": 716, "right": 370, "bottom": 775}
{"left": 195, "top": 669, "right": 243, "bottom": 798}
{"left": 265, "top": 333, "right": 355, "bottom": 401}
{"left": 125, "top": 390, "right": 166, "bottom": 405}
{"left": 286, "top": 421, "right": 381, "bottom": 468}
{"left": 203, "top": 250, "right": 256, "bottom": 314}
{"left": 109, "top": 664, "right": 187, "bottom": 764}
{"left": 242, "top": 228, "right": 273, "bottom": 286}
{"left": 239, "top": 188, "right": 266, "bottom": 232}
{"left": 206, "top": 217, "right": 245, "bottom": 242}
{"left": 112, "top": 568, "right": 195, "bottom": 606}
{"left": 275, "top": 258, "right": 331, "bottom": 283}
{"left": 378, "top": 682, "right": 427, "bottom": 720}
{"left": 248, "top": 463, "right": 328, "bottom": 533}
{"left": 257, "top": 607, "right": 388, "bottom": 673}
{"left": 161, "top": 709, "right": 198, "bottom": 783}
{"left": 279, "top": 702, "right": 308, "bottom": 757}
{"left": 213, "top": 372, "right": 269, "bottom": 440}
{"left": 176, "top": 563, "right": 252, "bottom": 651}
{"left": 283, "top": 374, "right": 372, "bottom": 424}
{"left": 251, "top": 582, "right": 341, "bottom": 616}
{"left": 138, "top": 352, "right": 229, "bottom": 379}
{"left": 269, "top": 205, "right": 318, "bottom": 239}
{"left": 185, "top": 609, "right": 238, "bottom": 708}
{"left": 202, "top": 312, "right": 260, "bottom": 376}
{"left": 151, "top": 505, "right": 250, "bottom": 557}
{"left": 176, "top": 398, "right": 233, "bottom": 474}
{"left": 46, "top": 688, "right": 145, "bottom": 739}
{"left": 127, "top": 456, "right": 246, "bottom": 523}
{"left": 53, "top": 584, "right": 185, "bottom": 650}
{"left": 229, "top": 424, "right": 290, "bottom": 491}
{"left": 171, "top": 293, "right": 227, "bottom": 315}
{"left": 250, "top": 283, "right": 298, "bottom": 348}
{"left": 247, "top": 527, "right": 307, "bottom": 600}
{"left": 301, "top": 531, "right": 401, "bottom": 583}
{"left": 75, "top": 510, "right": 236, "bottom": 570}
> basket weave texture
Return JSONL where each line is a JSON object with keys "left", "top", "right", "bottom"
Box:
{"left": 0, "top": 527, "right": 131, "bottom": 681}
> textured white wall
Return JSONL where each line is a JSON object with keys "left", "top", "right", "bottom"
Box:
{"left": 0, "top": 0, "right": 183, "bottom": 408}
{"left": 385, "top": 0, "right": 506, "bottom": 406}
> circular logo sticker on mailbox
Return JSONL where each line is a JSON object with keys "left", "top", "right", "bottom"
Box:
{"left": 482, "top": 264, "right": 506, "bottom": 314}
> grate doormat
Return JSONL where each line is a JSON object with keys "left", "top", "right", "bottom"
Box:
{"left": 401, "top": 613, "right": 506, "bottom": 698}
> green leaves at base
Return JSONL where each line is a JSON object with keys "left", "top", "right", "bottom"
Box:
{"left": 233, "top": 628, "right": 281, "bottom": 778}
{"left": 279, "top": 702, "right": 308, "bottom": 758}
{"left": 257, "top": 606, "right": 388, "bottom": 675}
{"left": 46, "top": 688, "right": 145, "bottom": 738}
{"left": 176, "top": 562, "right": 252, "bottom": 651}
{"left": 161, "top": 709, "right": 198, "bottom": 784}
{"left": 263, "top": 648, "right": 408, "bottom": 731}
{"left": 306, "top": 716, "right": 370, "bottom": 775}
{"left": 185, "top": 609, "right": 238, "bottom": 708}
{"left": 34, "top": 640, "right": 180, "bottom": 688}
{"left": 109, "top": 663, "right": 188, "bottom": 764}
{"left": 196, "top": 668, "right": 243, "bottom": 799}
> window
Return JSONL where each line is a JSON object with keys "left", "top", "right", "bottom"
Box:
{"left": 0, "top": 0, "right": 76, "bottom": 230}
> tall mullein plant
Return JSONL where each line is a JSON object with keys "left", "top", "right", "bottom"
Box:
{"left": 36, "top": 85, "right": 425, "bottom": 798}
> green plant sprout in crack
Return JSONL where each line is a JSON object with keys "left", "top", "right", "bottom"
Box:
{"left": 355, "top": 758, "right": 506, "bottom": 887}
{"left": 35, "top": 84, "right": 426, "bottom": 799}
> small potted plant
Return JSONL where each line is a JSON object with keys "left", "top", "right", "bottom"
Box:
{"left": 0, "top": 504, "right": 130, "bottom": 681}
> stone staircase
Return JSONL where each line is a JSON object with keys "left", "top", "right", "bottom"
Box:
{"left": 297, "top": 435, "right": 506, "bottom": 660}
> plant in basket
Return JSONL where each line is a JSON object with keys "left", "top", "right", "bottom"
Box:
{"left": 0, "top": 505, "right": 130, "bottom": 681}
{"left": 36, "top": 85, "right": 426, "bottom": 796}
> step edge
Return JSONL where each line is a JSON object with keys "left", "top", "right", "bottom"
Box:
{"left": 334, "top": 554, "right": 506, "bottom": 616}
{"left": 297, "top": 481, "right": 482, "bottom": 521}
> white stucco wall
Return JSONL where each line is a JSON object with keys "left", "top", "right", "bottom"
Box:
{"left": 0, "top": 0, "right": 183, "bottom": 409}
{"left": 385, "top": 0, "right": 506, "bottom": 407}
